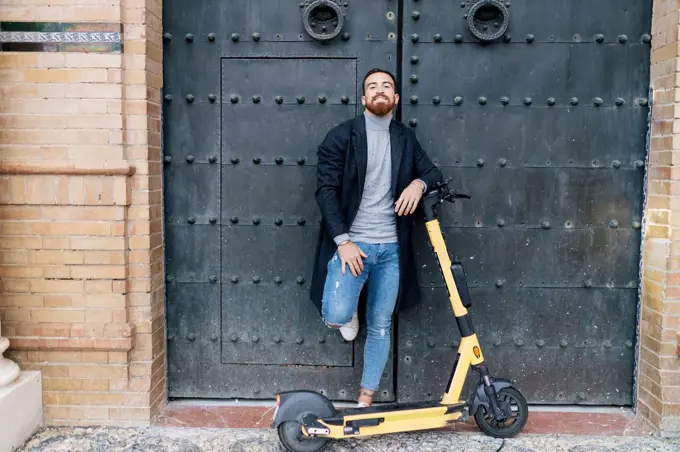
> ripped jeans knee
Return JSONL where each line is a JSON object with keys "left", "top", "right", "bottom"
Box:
{"left": 321, "top": 278, "right": 358, "bottom": 327}
{"left": 320, "top": 247, "right": 369, "bottom": 328}
{"left": 366, "top": 320, "right": 392, "bottom": 338}
{"left": 322, "top": 308, "right": 355, "bottom": 328}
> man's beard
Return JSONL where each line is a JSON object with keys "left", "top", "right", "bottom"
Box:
{"left": 365, "top": 95, "right": 394, "bottom": 116}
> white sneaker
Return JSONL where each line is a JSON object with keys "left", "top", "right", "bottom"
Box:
{"left": 339, "top": 312, "right": 359, "bottom": 341}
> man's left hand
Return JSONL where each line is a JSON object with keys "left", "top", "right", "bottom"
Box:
{"left": 395, "top": 180, "right": 425, "bottom": 216}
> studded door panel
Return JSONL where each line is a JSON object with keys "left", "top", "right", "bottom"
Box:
{"left": 399, "top": 0, "right": 652, "bottom": 405}
{"left": 163, "top": 0, "right": 652, "bottom": 405}
{"left": 162, "top": 0, "right": 399, "bottom": 401}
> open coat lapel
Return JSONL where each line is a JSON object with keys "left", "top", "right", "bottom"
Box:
{"left": 389, "top": 120, "right": 404, "bottom": 197}
{"left": 352, "top": 115, "right": 368, "bottom": 196}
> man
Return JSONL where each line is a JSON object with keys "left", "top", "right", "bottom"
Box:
{"left": 310, "top": 68, "right": 443, "bottom": 408}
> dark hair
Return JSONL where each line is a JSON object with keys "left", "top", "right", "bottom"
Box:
{"left": 362, "top": 68, "right": 397, "bottom": 95}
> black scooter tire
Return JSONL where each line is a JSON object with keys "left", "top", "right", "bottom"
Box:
{"left": 474, "top": 387, "right": 528, "bottom": 438}
{"left": 277, "top": 421, "right": 331, "bottom": 452}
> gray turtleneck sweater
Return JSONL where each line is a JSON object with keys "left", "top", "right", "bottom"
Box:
{"left": 334, "top": 113, "right": 399, "bottom": 245}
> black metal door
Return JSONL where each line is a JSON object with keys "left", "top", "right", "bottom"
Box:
{"left": 162, "top": 1, "right": 399, "bottom": 402}
{"left": 399, "top": 0, "right": 651, "bottom": 405}
{"left": 162, "top": 0, "right": 652, "bottom": 406}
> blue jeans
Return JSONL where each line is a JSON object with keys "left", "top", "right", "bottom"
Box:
{"left": 321, "top": 241, "right": 400, "bottom": 392}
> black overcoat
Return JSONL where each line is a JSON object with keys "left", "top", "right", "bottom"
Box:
{"left": 309, "top": 113, "right": 443, "bottom": 315}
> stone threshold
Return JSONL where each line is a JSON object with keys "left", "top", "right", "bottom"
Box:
{"left": 154, "top": 401, "right": 653, "bottom": 437}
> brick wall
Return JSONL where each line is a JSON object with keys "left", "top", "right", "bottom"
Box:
{"left": 0, "top": 0, "right": 165, "bottom": 425}
{"left": 637, "top": 0, "right": 680, "bottom": 435}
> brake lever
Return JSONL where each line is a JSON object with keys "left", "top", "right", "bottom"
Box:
{"left": 433, "top": 176, "right": 454, "bottom": 190}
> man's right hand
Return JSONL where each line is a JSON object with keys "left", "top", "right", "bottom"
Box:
{"left": 337, "top": 241, "right": 368, "bottom": 277}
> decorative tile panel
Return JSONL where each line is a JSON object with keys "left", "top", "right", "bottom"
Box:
{"left": 0, "top": 22, "right": 122, "bottom": 52}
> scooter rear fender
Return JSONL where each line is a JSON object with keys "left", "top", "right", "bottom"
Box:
{"left": 271, "top": 390, "right": 338, "bottom": 428}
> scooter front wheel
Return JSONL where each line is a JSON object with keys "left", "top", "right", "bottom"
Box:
{"left": 474, "top": 387, "right": 528, "bottom": 438}
{"left": 277, "top": 421, "right": 331, "bottom": 452}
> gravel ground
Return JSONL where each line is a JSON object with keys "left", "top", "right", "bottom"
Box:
{"left": 16, "top": 426, "right": 680, "bottom": 452}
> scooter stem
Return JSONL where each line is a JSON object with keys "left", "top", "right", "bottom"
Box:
{"left": 421, "top": 185, "right": 509, "bottom": 421}
{"left": 424, "top": 218, "right": 469, "bottom": 319}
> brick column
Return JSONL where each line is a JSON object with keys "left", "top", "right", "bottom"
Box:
{"left": 0, "top": 0, "right": 165, "bottom": 425}
{"left": 638, "top": 0, "right": 680, "bottom": 436}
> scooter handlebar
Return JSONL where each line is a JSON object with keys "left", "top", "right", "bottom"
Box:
{"left": 430, "top": 177, "right": 471, "bottom": 202}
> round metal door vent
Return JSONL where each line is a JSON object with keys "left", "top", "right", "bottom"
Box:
{"left": 467, "top": 0, "right": 510, "bottom": 42}
{"left": 302, "top": 0, "right": 345, "bottom": 41}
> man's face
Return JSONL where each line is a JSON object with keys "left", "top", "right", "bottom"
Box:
{"left": 362, "top": 72, "right": 399, "bottom": 117}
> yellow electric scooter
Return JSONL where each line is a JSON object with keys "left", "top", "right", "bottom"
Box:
{"left": 272, "top": 177, "right": 528, "bottom": 451}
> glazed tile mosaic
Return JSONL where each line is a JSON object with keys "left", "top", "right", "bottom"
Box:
{"left": 0, "top": 22, "right": 122, "bottom": 52}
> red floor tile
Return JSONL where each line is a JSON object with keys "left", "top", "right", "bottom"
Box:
{"left": 154, "top": 404, "right": 653, "bottom": 437}
{"left": 155, "top": 405, "right": 277, "bottom": 429}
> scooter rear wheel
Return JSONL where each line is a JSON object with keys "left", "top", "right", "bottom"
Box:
{"left": 474, "top": 387, "right": 528, "bottom": 438}
{"left": 277, "top": 421, "right": 331, "bottom": 452}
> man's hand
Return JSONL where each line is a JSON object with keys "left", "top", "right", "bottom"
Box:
{"left": 337, "top": 241, "right": 368, "bottom": 276}
{"left": 395, "top": 180, "right": 425, "bottom": 216}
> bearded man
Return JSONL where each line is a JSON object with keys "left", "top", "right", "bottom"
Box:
{"left": 309, "top": 68, "right": 443, "bottom": 407}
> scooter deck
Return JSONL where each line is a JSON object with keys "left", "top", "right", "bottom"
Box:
{"left": 326, "top": 399, "right": 467, "bottom": 420}
{"left": 307, "top": 400, "right": 468, "bottom": 438}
